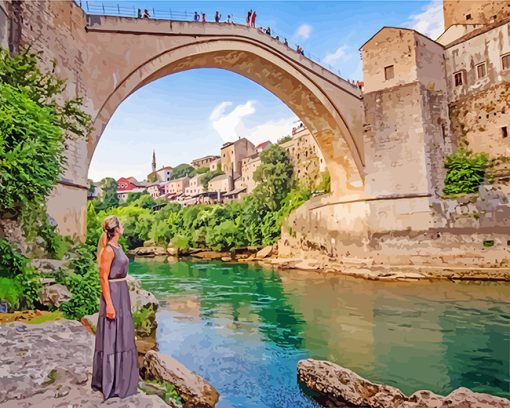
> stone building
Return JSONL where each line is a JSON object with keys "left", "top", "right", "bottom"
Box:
{"left": 163, "top": 176, "right": 189, "bottom": 196}
{"left": 208, "top": 174, "right": 233, "bottom": 193}
{"left": 185, "top": 174, "right": 206, "bottom": 196}
{"left": 191, "top": 155, "right": 220, "bottom": 169}
{"left": 359, "top": 1, "right": 510, "bottom": 198}
{"left": 280, "top": 126, "right": 327, "bottom": 190}
{"left": 437, "top": 13, "right": 510, "bottom": 160}
{"left": 240, "top": 154, "right": 261, "bottom": 194}
{"left": 360, "top": 26, "right": 452, "bottom": 198}
{"left": 220, "top": 138, "right": 257, "bottom": 179}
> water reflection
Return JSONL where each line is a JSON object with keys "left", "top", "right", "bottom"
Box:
{"left": 130, "top": 258, "right": 510, "bottom": 406}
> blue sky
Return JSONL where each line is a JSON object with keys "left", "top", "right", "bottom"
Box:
{"left": 88, "top": 0, "right": 445, "bottom": 181}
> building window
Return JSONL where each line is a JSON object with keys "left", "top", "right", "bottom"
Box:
{"left": 502, "top": 126, "right": 508, "bottom": 139}
{"left": 384, "top": 65, "right": 394, "bottom": 80}
{"left": 465, "top": 13, "right": 471, "bottom": 20}
{"left": 502, "top": 53, "right": 510, "bottom": 70}
{"left": 476, "top": 62, "right": 486, "bottom": 79}
{"left": 454, "top": 71, "right": 463, "bottom": 86}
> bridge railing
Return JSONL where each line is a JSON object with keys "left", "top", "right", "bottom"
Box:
{"left": 75, "top": 1, "right": 362, "bottom": 90}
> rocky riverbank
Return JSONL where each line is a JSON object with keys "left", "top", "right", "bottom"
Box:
{"left": 128, "top": 240, "right": 510, "bottom": 282}
{"left": 0, "top": 275, "right": 220, "bottom": 407}
{"left": 297, "top": 358, "right": 510, "bottom": 407}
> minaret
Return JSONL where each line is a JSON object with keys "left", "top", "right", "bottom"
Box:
{"left": 152, "top": 149, "right": 156, "bottom": 173}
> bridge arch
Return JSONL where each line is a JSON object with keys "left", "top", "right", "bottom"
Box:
{"left": 85, "top": 16, "right": 366, "bottom": 195}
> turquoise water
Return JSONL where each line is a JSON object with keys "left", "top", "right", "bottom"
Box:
{"left": 130, "top": 258, "right": 510, "bottom": 407}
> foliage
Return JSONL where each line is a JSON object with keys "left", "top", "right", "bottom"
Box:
{"left": 0, "top": 277, "right": 22, "bottom": 308}
{"left": 170, "top": 234, "right": 190, "bottom": 251}
{"left": 0, "top": 239, "right": 31, "bottom": 278}
{"left": 277, "top": 135, "right": 292, "bottom": 144}
{"left": 0, "top": 239, "right": 42, "bottom": 309}
{"left": 253, "top": 144, "right": 294, "bottom": 211}
{"left": 147, "top": 171, "right": 158, "bottom": 183}
{"left": 92, "top": 177, "right": 119, "bottom": 211}
{"left": 144, "top": 379, "right": 182, "bottom": 405}
{"left": 170, "top": 163, "right": 194, "bottom": 180}
{"left": 58, "top": 244, "right": 101, "bottom": 320}
{"left": 132, "top": 305, "right": 155, "bottom": 336}
{"left": 443, "top": 149, "right": 489, "bottom": 196}
{"left": 0, "top": 48, "right": 92, "bottom": 139}
{"left": 0, "top": 48, "right": 91, "bottom": 220}
{"left": 194, "top": 166, "right": 209, "bottom": 175}
{"left": 200, "top": 169, "right": 224, "bottom": 190}
{"left": 315, "top": 171, "right": 331, "bottom": 194}
{"left": 86, "top": 143, "right": 309, "bottom": 252}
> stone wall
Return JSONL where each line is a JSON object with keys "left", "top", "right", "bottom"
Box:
{"left": 443, "top": 0, "right": 510, "bottom": 30}
{"left": 444, "top": 20, "right": 510, "bottom": 103}
{"left": 280, "top": 128, "right": 327, "bottom": 190}
{"left": 449, "top": 82, "right": 510, "bottom": 158}
{"left": 279, "top": 190, "right": 510, "bottom": 269}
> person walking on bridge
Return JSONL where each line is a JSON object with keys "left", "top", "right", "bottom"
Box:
{"left": 137, "top": 8, "right": 141, "bottom": 18}
{"left": 226, "top": 14, "right": 232, "bottom": 24}
{"left": 143, "top": 9, "right": 150, "bottom": 18}
{"left": 250, "top": 10, "right": 256, "bottom": 27}
{"left": 246, "top": 9, "right": 252, "bottom": 25}
{"left": 215, "top": 11, "right": 221, "bottom": 23}
{"left": 194, "top": 11, "right": 199, "bottom": 22}
{"left": 202, "top": 12, "right": 206, "bottom": 22}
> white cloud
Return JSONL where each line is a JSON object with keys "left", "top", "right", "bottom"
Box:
{"left": 323, "top": 45, "right": 352, "bottom": 66}
{"left": 294, "top": 24, "right": 312, "bottom": 41}
{"left": 209, "top": 100, "right": 256, "bottom": 142}
{"left": 209, "top": 100, "right": 298, "bottom": 146}
{"left": 404, "top": 0, "right": 444, "bottom": 40}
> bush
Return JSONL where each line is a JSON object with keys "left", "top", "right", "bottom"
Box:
{"left": 0, "top": 48, "right": 91, "bottom": 220}
{"left": 443, "top": 149, "right": 489, "bottom": 196}
{"left": 0, "top": 239, "right": 30, "bottom": 278}
{"left": 0, "top": 277, "right": 22, "bottom": 308}
{"left": 58, "top": 244, "right": 101, "bottom": 320}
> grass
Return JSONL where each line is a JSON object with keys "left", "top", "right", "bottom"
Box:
{"left": 26, "top": 310, "right": 64, "bottom": 324}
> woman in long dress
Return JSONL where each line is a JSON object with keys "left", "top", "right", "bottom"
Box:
{"left": 91, "top": 215, "right": 139, "bottom": 401}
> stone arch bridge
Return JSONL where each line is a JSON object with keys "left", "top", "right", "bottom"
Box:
{"left": 6, "top": 0, "right": 366, "bottom": 239}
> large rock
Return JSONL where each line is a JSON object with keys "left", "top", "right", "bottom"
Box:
{"left": 256, "top": 245, "right": 273, "bottom": 259}
{"left": 31, "top": 258, "right": 66, "bottom": 274}
{"left": 0, "top": 319, "right": 168, "bottom": 407}
{"left": 128, "top": 276, "right": 159, "bottom": 337}
{"left": 142, "top": 350, "right": 219, "bottom": 407}
{"left": 191, "top": 251, "right": 229, "bottom": 260}
{"left": 129, "top": 278, "right": 159, "bottom": 314}
{"left": 167, "top": 244, "right": 179, "bottom": 256}
{"left": 130, "top": 246, "right": 167, "bottom": 257}
{"left": 297, "top": 358, "right": 510, "bottom": 408}
{"left": 39, "top": 283, "right": 72, "bottom": 308}
{"left": 143, "top": 240, "right": 157, "bottom": 247}
{"left": 81, "top": 312, "right": 99, "bottom": 335}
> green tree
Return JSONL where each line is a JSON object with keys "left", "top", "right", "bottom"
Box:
{"left": 171, "top": 163, "right": 194, "bottom": 179}
{"left": 253, "top": 144, "right": 294, "bottom": 211}
{"left": 94, "top": 177, "right": 119, "bottom": 211}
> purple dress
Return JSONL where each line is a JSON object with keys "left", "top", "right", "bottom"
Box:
{"left": 91, "top": 243, "right": 139, "bottom": 400}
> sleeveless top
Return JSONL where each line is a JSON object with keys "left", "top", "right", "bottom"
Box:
{"left": 106, "top": 243, "right": 129, "bottom": 279}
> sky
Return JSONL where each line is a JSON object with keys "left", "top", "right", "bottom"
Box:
{"left": 87, "top": 0, "right": 445, "bottom": 182}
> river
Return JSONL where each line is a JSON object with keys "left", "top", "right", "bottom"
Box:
{"left": 130, "top": 258, "right": 510, "bottom": 407}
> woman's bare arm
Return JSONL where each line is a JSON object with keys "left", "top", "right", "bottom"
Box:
{"left": 99, "top": 246, "right": 114, "bottom": 307}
